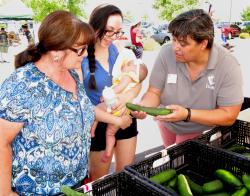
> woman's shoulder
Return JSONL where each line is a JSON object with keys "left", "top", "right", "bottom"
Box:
{"left": 1, "top": 63, "right": 35, "bottom": 86}
{"left": 158, "top": 44, "right": 174, "bottom": 58}
{"left": 213, "top": 43, "right": 239, "bottom": 67}
{"left": 0, "top": 63, "right": 38, "bottom": 101}
{"left": 111, "top": 41, "right": 122, "bottom": 53}
{"left": 108, "top": 42, "right": 120, "bottom": 60}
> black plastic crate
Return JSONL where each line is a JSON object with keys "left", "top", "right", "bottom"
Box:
{"left": 241, "top": 97, "right": 250, "bottom": 111}
{"left": 196, "top": 120, "right": 250, "bottom": 152}
{"left": 61, "top": 170, "right": 176, "bottom": 195}
{"left": 126, "top": 141, "right": 250, "bottom": 194}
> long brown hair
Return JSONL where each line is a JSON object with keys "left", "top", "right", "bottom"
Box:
{"left": 15, "top": 10, "right": 95, "bottom": 69}
{"left": 87, "top": 4, "right": 123, "bottom": 89}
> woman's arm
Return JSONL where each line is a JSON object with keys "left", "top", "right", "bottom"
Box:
{"left": 130, "top": 85, "right": 162, "bottom": 119}
{"left": 0, "top": 118, "right": 23, "bottom": 196}
{"left": 95, "top": 103, "right": 132, "bottom": 129}
{"left": 189, "top": 105, "right": 242, "bottom": 126}
{"left": 139, "top": 85, "right": 161, "bottom": 107}
{"left": 155, "top": 104, "right": 242, "bottom": 127}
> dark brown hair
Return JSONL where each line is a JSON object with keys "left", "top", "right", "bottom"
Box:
{"left": 15, "top": 10, "right": 94, "bottom": 69}
{"left": 87, "top": 4, "right": 123, "bottom": 89}
{"left": 168, "top": 9, "right": 214, "bottom": 49}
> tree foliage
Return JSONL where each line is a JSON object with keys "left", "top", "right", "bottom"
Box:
{"left": 241, "top": 6, "right": 250, "bottom": 21}
{"left": 22, "top": 0, "right": 87, "bottom": 22}
{"left": 153, "top": 0, "right": 199, "bottom": 21}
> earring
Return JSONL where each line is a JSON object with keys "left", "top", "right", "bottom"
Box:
{"left": 53, "top": 55, "right": 60, "bottom": 62}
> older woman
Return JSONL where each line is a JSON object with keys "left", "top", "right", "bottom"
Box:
{"left": 0, "top": 10, "right": 131, "bottom": 195}
{"left": 133, "top": 9, "right": 243, "bottom": 147}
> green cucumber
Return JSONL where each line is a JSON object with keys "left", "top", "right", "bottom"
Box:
{"left": 149, "top": 169, "right": 176, "bottom": 184}
{"left": 232, "top": 187, "right": 248, "bottom": 196}
{"left": 186, "top": 176, "right": 203, "bottom": 195}
{"left": 178, "top": 174, "right": 193, "bottom": 196}
{"left": 168, "top": 176, "right": 177, "bottom": 189}
{"left": 226, "top": 144, "right": 246, "bottom": 153}
{"left": 242, "top": 174, "right": 250, "bottom": 191}
{"left": 202, "top": 179, "right": 224, "bottom": 193}
{"left": 61, "top": 185, "right": 89, "bottom": 196}
{"left": 215, "top": 169, "right": 243, "bottom": 188}
{"left": 126, "top": 103, "right": 172, "bottom": 116}
{"left": 242, "top": 153, "right": 250, "bottom": 158}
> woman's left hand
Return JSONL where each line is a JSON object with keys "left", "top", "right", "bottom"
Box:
{"left": 118, "top": 115, "right": 132, "bottom": 129}
{"left": 154, "top": 105, "right": 188, "bottom": 122}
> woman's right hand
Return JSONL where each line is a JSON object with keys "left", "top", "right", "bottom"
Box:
{"left": 130, "top": 102, "right": 147, "bottom": 119}
{"left": 130, "top": 110, "right": 147, "bottom": 119}
{"left": 118, "top": 115, "right": 132, "bottom": 130}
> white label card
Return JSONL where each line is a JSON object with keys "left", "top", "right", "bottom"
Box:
{"left": 167, "top": 74, "right": 177, "bottom": 84}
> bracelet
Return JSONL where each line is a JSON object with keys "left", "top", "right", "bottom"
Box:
{"left": 184, "top": 108, "right": 191, "bottom": 122}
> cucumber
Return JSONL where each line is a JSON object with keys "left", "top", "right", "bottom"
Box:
{"left": 215, "top": 169, "right": 243, "bottom": 188}
{"left": 242, "top": 174, "right": 250, "bottom": 191}
{"left": 126, "top": 102, "right": 172, "bottom": 116}
{"left": 202, "top": 179, "right": 224, "bottom": 193}
{"left": 149, "top": 169, "right": 176, "bottom": 184}
{"left": 178, "top": 174, "right": 193, "bottom": 196}
{"left": 226, "top": 144, "right": 246, "bottom": 153}
{"left": 61, "top": 185, "right": 89, "bottom": 196}
{"left": 186, "top": 176, "right": 203, "bottom": 195}
{"left": 232, "top": 187, "right": 248, "bottom": 196}
{"left": 162, "top": 184, "right": 177, "bottom": 194}
{"left": 242, "top": 153, "right": 250, "bottom": 158}
{"left": 167, "top": 176, "right": 177, "bottom": 189}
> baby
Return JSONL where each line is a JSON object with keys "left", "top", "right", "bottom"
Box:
{"left": 91, "top": 48, "right": 148, "bottom": 162}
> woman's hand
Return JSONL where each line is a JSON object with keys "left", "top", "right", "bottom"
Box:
{"left": 154, "top": 105, "right": 188, "bottom": 122}
{"left": 117, "top": 115, "right": 132, "bottom": 130}
{"left": 130, "top": 110, "right": 147, "bottom": 119}
{"left": 130, "top": 102, "right": 147, "bottom": 119}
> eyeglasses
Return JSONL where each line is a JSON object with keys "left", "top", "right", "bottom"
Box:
{"left": 104, "top": 29, "right": 125, "bottom": 38}
{"left": 69, "top": 45, "right": 88, "bottom": 56}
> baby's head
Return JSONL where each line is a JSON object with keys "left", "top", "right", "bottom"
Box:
{"left": 122, "top": 59, "right": 148, "bottom": 82}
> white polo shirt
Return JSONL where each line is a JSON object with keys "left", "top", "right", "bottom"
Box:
{"left": 150, "top": 43, "right": 244, "bottom": 134}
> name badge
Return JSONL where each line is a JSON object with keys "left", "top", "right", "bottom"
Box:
{"left": 167, "top": 74, "right": 177, "bottom": 84}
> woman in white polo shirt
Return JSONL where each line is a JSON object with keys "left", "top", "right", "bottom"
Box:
{"left": 133, "top": 9, "right": 243, "bottom": 147}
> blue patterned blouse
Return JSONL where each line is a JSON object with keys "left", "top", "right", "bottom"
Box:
{"left": 0, "top": 63, "right": 95, "bottom": 195}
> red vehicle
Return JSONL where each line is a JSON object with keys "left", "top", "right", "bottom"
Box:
{"left": 221, "top": 24, "right": 241, "bottom": 39}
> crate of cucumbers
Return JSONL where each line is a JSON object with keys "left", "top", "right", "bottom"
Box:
{"left": 196, "top": 119, "right": 250, "bottom": 159}
{"left": 60, "top": 170, "right": 176, "bottom": 196}
{"left": 126, "top": 140, "right": 250, "bottom": 195}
